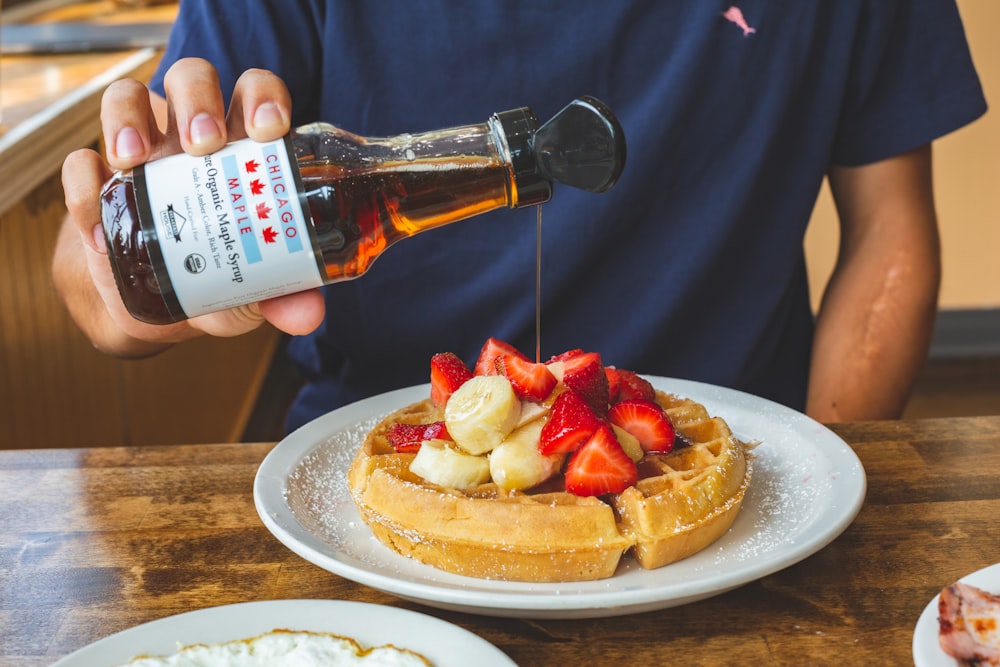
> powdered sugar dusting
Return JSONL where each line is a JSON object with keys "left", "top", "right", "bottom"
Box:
{"left": 715, "top": 435, "right": 832, "bottom": 565}
{"left": 285, "top": 415, "right": 382, "bottom": 552}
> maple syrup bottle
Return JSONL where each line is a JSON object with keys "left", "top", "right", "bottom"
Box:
{"left": 100, "top": 96, "right": 626, "bottom": 324}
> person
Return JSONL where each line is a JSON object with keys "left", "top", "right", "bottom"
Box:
{"left": 54, "top": 1, "right": 987, "bottom": 432}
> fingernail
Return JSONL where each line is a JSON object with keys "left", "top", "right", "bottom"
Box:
{"left": 252, "top": 102, "right": 285, "bottom": 129}
{"left": 115, "top": 127, "right": 144, "bottom": 159}
{"left": 189, "top": 112, "right": 222, "bottom": 146}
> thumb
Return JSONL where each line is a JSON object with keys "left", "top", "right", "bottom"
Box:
{"left": 258, "top": 288, "right": 326, "bottom": 335}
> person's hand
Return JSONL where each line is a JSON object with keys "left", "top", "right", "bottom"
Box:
{"left": 54, "top": 59, "right": 325, "bottom": 357}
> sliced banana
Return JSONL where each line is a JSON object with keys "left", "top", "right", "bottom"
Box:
{"left": 513, "top": 384, "right": 564, "bottom": 429}
{"left": 612, "top": 424, "right": 644, "bottom": 463}
{"left": 514, "top": 399, "right": 548, "bottom": 429}
{"left": 445, "top": 375, "right": 521, "bottom": 455}
{"left": 409, "top": 438, "right": 491, "bottom": 490}
{"left": 490, "top": 420, "right": 565, "bottom": 491}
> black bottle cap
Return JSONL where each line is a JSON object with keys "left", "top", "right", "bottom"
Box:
{"left": 532, "top": 96, "right": 626, "bottom": 193}
{"left": 493, "top": 107, "right": 553, "bottom": 207}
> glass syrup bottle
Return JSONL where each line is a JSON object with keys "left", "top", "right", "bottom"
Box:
{"left": 99, "top": 97, "right": 626, "bottom": 324}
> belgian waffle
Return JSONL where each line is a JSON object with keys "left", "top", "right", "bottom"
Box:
{"left": 347, "top": 390, "right": 751, "bottom": 582}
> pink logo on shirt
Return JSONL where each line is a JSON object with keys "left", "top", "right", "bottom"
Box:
{"left": 723, "top": 6, "right": 756, "bottom": 37}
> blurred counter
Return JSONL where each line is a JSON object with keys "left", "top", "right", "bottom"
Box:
{"left": 0, "top": 1, "right": 176, "bottom": 210}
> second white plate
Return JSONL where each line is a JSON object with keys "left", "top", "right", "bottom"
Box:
{"left": 51, "top": 599, "right": 515, "bottom": 667}
{"left": 913, "top": 562, "right": 1000, "bottom": 666}
{"left": 254, "top": 377, "right": 867, "bottom": 619}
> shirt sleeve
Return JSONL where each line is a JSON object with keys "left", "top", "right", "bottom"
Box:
{"left": 149, "top": 0, "right": 326, "bottom": 124}
{"left": 832, "top": 0, "right": 986, "bottom": 166}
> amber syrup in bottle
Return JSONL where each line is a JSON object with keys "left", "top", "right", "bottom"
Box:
{"left": 100, "top": 97, "right": 625, "bottom": 325}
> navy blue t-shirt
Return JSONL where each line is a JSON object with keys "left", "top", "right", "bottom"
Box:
{"left": 151, "top": 1, "right": 986, "bottom": 432}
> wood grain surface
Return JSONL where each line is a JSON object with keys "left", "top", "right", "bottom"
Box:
{"left": 2, "top": 416, "right": 999, "bottom": 666}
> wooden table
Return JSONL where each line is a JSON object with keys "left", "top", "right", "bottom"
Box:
{"left": 2, "top": 416, "right": 999, "bottom": 666}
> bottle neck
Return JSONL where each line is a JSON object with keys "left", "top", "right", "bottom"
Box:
{"left": 291, "top": 116, "right": 551, "bottom": 213}
{"left": 490, "top": 108, "right": 552, "bottom": 208}
{"left": 288, "top": 121, "right": 526, "bottom": 282}
{"left": 293, "top": 121, "right": 502, "bottom": 176}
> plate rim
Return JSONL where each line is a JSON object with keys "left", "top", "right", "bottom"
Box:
{"left": 912, "top": 561, "right": 1000, "bottom": 666}
{"left": 50, "top": 598, "right": 516, "bottom": 667}
{"left": 254, "top": 376, "right": 867, "bottom": 618}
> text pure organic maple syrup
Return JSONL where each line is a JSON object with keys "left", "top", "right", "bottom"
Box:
{"left": 100, "top": 97, "right": 626, "bottom": 324}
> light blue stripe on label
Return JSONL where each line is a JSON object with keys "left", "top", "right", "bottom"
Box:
{"left": 262, "top": 142, "right": 305, "bottom": 253}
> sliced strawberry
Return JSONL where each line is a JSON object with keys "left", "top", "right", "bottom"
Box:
{"left": 557, "top": 351, "right": 610, "bottom": 416}
{"left": 386, "top": 421, "right": 451, "bottom": 453}
{"left": 474, "top": 337, "right": 528, "bottom": 376}
{"left": 564, "top": 424, "right": 638, "bottom": 496}
{"left": 608, "top": 398, "right": 676, "bottom": 454}
{"left": 615, "top": 369, "right": 656, "bottom": 402}
{"left": 605, "top": 366, "right": 623, "bottom": 403}
{"left": 495, "top": 354, "right": 557, "bottom": 402}
{"left": 547, "top": 348, "right": 585, "bottom": 363}
{"left": 538, "top": 390, "right": 603, "bottom": 455}
{"left": 430, "top": 352, "right": 473, "bottom": 407}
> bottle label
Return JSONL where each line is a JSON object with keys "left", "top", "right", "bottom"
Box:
{"left": 138, "top": 137, "right": 324, "bottom": 318}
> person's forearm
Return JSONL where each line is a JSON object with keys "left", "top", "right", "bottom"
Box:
{"left": 806, "top": 147, "right": 940, "bottom": 423}
{"left": 807, "top": 234, "right": 939, "bottom": 422}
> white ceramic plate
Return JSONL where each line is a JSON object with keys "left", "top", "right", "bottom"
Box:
{"left": 913, "top": 562, "right": 1000, "bottom": 666}
{"left": 254, "top": 377, "right": 866, "bottom": 619}
{"left": 51, "top": 599, "right": 514, "bottom": 666}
